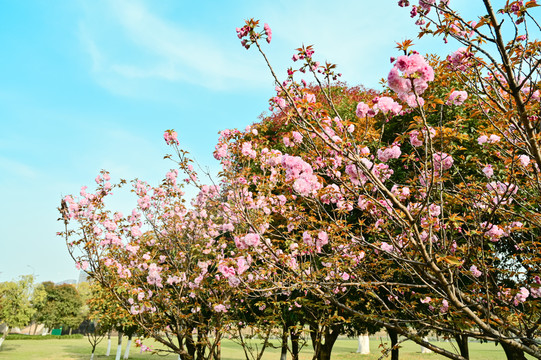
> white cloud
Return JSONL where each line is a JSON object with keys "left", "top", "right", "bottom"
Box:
{"left": 79, "top": 22, "right": 104, "bottom": 73}
{"left": 0, "top": 156, "right": 37, "bottom": 180}
{"left": 78, "top": 0, "right": 268, "bottom": 94}
{"left": 256, "top": 1, "right": 447, "bottom": 88}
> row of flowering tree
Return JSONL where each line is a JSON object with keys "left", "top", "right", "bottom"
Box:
{"left": 60, "top": 1, "right": 541, "bottom": 360}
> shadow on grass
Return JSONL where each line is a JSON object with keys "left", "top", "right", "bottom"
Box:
{"left": 61, "top": 344, "right": 100, "bottom": 360}
{"left": 0, "top": 344, "right": 21, "bottom": 353}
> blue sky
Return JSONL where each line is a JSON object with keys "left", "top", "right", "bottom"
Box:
{"left": 0, "top": 0, "right": 479, "bottom": 283}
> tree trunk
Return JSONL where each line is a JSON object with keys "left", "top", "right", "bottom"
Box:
{"left": 281, "top": 324, "right": 288, "bottom": 360}
{"left": 91, "top": 342, "right": 98, "bottom": 360}
{"left": 106, "top": 331, "right": 112, "bottom": 356}
{"left": 319, "top": 346, "right": 332, "bottom": 360}
{"left": 290, "top": 327, "right": 300, "bottom": 360}
{"left": 196, "top": 327, "right": 207, "bottom": 360}
{"left": 356, "top": 334, "right": 370, "bottom": 354}
{"left": 123, "top": 334, "right": 132, "bottom": 359}
{"left": 501, "top": 342, "right": 527, "bottom": 360}
{"left": 421, "top": 337, "right": 433, "bottom": 354}
{"left": 69, "top": 327, "right": 73, "bottom": 336}
{"left": 0, "top": 326, "right": 9, "bottom": 349}
{"left": 454, "top": 334, "right": 469, "bottom": 359}
{"left": 309, "top": 323, "right": 321, "bottom": 360}
{"left": 317, "top": 324, "right": 341, "bottom": 360}
{"left": 186, "top": 329, "right": 196, "bottom": 360}
{"left": 214, "top": 340, "right": 221, "bottom": 360}
{"left": 115, "top": 332, "right": 123, "bottom": 360}
{"left": 386, "top": 327, "right": 399, "bottom": 360}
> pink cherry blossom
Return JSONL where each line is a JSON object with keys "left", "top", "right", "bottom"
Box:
{"left": 518, "top": 154, "right": 530, "bottom": 167}
{"left": 488, "top": 134, "right": 501, "bottom": 143}
{"left": 433, "top": 152, "right": 454, "bottom": 171}
{"left": 316, "top": 231, "right": 329, "bottom": 252}
{"left": 292, "top": 131, "right": 303, "bottom": 143}
{"left": 481, "top": 222, "right": 506, "bottom": 242}
{"left": 241, "top": 141, "right": 257, "bottom": 158}
{"left": 283, "top": 137, "right": 291, "bottom": 147}
{"left": 163, "top": 130, "right": 179, "bottom": 145}
{"left": 243, "top": 233, "right": 261, "bottom": 247}
{"left": 131, "top": 226, "right": 142, "bottom": 237}
{"left": 381, "top": 242, "right": 394, "bottom": 253}
{"left": 482, "top": 164, "right": 494, "bottom": 178}
{"left": 514, "top": 287, "right": 530, "bottom": 305}
{"left": 447, "top": 47, "right": 471, "bottom": 71}
{"left": 264, "top": 23, "right": 272, "bottom": 43}
{"left": 356, "top": 102, "right": 371, "bottom": 118}
{"left": 447, "top": 90, "right": 468, "bottom": 105}
{"left": 377, "top": 145, "right": 402, "bottom": 162}
{"left": 477, "top": 135, "right": 488, "bottom": 145}
{"left": 470, "top": 265, "right": 482, "bottom": 278}
{"left": 302, "top": 231, "right": 314, "bottom": 246}
{"left": 375, "top": 96, "right": 402, "bottom": 115}
{"left": 214, "top": 304, "right": 227, "bottom": 313}
{"left": 147, "top": 263, "right": 163, "bottom": 287}
{"left": 409, "top": 130, "right": 423, "bottom": 147}
{"left": 440, "top": 299, "right": 449, "bottom": 313}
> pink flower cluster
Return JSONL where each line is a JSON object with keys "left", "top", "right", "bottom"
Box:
{"left": 374, "top": 96, "right": 402, "bottom": 115}
{"left": 380, "top": 242, "right": 394, "bottom": 253}
{"left": 409, "top": 127, "right": 436, "bottom": 147}
{"left": 214, "top": 304, "right": 228, "bottom": 313}
{"left": 486, "top": 181, "right": 518, "bottom": 205}
{"left": 447, "top": 90, "right": 468, "bottom": 105}
{"left": 135, "top": 339, "right": 152, "bottom": 353}
{"left": 263, "top": 23, "right": 272, "bottom": 43}
{"left": 214, "top": 143, "right": 229, "bottom": 160}
{"left": 345, "top": 155, "right": 395, "bottom": 188}
{"left": 241, "top": 141, "right": 257, "bottom": 158}
{"left": 470, "top": 265, "right": 482, "bottom": 278}
{"left": 478, "top": 134, "right": 501, "bottom": 145}
{"left": 377, "top": 145, "right": 402, "bottom": 162}
{"left": 355, "top": 102, "right": 375, "bottom": 118}
{"left": 147, "top": 263, "right": 163, "bottom": 287}
{"left": 163, "top": 130, "right": 179, "bottom": 145}
{"left": 281, "top": 155, "right": 322, "bottom": 196}
{"left": 482, "top": 164, "right": 494, "bottom": 178}
{"left": 447, "top": 47, "right": 472, "bottom": 71}
{"left": 236, "top": 25, "right": 250, "bottom": 39}
{"left": 302, "top": 231, "right": 329, "bottom": 253}
{"left": 518, "top": 154, "right": 530, "bottom": 167}
{"left": 481, "top": 222, "right": 507, "bottom": 242}
{"left": 433, "top": 152, "right": 454, "bottom": 171}
{"left": 283, "top": 131, "right": 303, "bottom": 147}
{"left": 388, "top": 53, "right": 434, "bottom": 107}
{"left": 514, "top": 287, "right": 529, "bottom": 306}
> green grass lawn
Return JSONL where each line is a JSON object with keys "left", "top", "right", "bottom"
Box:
{"left": 0, "top": 336, "right": 519, "bottom": 360}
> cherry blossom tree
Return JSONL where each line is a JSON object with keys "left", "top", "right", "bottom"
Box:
{"left": 61, "top": 2, "right": 541, "bottom": 360}
{"left": 225, "top": 2, "right": 541, "bottom": 359}
{"left": 60, "top": 153, "right": 236, "bottom": 359}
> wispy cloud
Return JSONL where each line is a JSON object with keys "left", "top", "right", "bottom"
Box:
{"left": 0, "top": 156, "right": 37, "bottom": 180}
{"left": 78, "top": 0, "right": 267, "bottom": 95}
{"left": 79, "top": 22, "right": 104, "bottom": 74}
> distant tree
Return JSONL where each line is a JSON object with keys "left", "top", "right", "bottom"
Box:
{"left": 0, "top": 275, "right": 36, "bottom": 348}
{"left": 35, "top": 282, "right": 83, "bottom": 333}
{"left": 79, "top": 318, "right": 106, "bottom": 360}
{"left": 86, "top": 281, "right": 139, "bottom": 360}
{"left": 77, "top": 281, "right": 92, "bottom": 321}
{"left": 29, "top": 284, "right": 47, "bottom": 334}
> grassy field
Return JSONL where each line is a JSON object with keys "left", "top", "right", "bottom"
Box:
{"left": 0, "top": 336, "right": 519, "bottom": 360}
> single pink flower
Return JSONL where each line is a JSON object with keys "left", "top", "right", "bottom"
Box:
{"left": 264, "top": 23, "right": 272, "bottom": 43}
